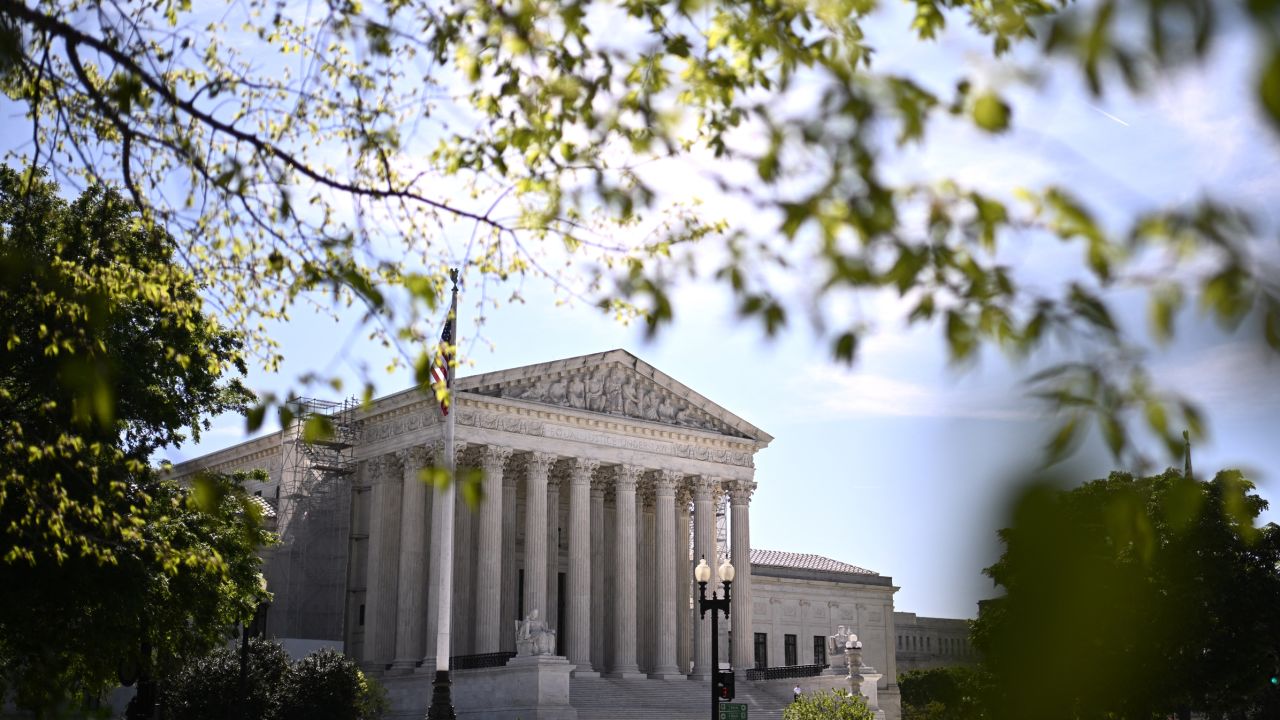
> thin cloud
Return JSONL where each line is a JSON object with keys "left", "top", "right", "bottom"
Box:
{"left": 786, "top": 364, "right": 1036, "bottom": 422}
{"left": 1154, "top": 341, "right": 1280, "bottom": 414}
{"left": 1088, "top": 104, "right": 1130, "bottom": 127}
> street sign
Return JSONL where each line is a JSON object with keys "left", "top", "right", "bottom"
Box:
{"left": 718, "top": 702, "right": 747, "bottom": 720}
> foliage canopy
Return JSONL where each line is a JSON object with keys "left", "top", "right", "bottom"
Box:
{"left": 972, "top": 467, "right": 1280, "bottom": 720}
{"left": 0, "top": 0, "right": 1278, "bottom": 466}
{"left": 899, "top": 665, "right": 987, "bottom": 720}
{"left": 0, "top": 166, "right": 268, "bottom": 712}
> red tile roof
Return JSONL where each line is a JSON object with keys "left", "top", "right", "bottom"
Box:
{"left": 750, "top": 549, "right": 876, "bottom": 576}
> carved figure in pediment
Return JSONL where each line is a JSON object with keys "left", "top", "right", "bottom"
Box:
{"left": 657, "top": 395, "right": 677, "bottom": 423}
{"left": 547, "top": 378, "right": 568, "bottom": 405}
{"left": 509, "top": 382, "right": 539, "bottom": 400}
{"left": 621, "top": 375, "right": 640, "bottom": 416}
{"left": 640, "top": 389, "right": 659, "bottom": 420}
{"left": 604, "top": 368, "right": 624, "bottom": 414}
{"left": 567, "top": 374, "right": 586, "bottom": 409}
{"left": 586, "top": 367, "right": 606, "bottom": 412}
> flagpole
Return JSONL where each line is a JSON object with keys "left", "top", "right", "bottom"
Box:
{"left": 428, "top": 269, "right": 459, "bottom": 720}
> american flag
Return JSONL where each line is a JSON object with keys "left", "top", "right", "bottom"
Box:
{"left": 430, "top": 305, "right": 455, "bottom": 416}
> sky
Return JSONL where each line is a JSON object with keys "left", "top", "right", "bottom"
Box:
{"left": 4, "top": 2, "right": 1279, "bottom": 621}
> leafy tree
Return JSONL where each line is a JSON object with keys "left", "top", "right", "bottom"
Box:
{"left": 160, "top": 642, "right": 386, "bottom": 720}
{"left": 0, "top": 469, "right": 274, "bottom": 714}
{"left": 899, "top": 666, "right": 988, "bottom": 720}
{"left": 0, "top": 0, "right": 1277, "bottom": 469}
{"left": 783, "top": 688, "right": 874, "bottom": 720}
{"left": 0, "top": 163, "right": 253, "bottom": 565}
{"left": 972, "top": 467, "right": 1280, "bottom": 720}
{"left": 0, "top": 165, "right": 268, "bottom": 712}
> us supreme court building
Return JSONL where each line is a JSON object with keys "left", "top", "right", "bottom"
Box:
{"left": 172, "top": 349, "right": 915, "bottom": 718}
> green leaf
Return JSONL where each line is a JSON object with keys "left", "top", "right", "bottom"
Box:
{"left": 245, "top": 403, "right": 267, "bottom": 432}
{"left": 302, "top": 414, "right": 334, "bottom": 442}
{"left": 833, "top": 331, "right": 858, "bottom": 364}
{"left": 946, "top": 310, "right": 976, "bottom": 361}
{"left": 1260, "top": 45, "right": 1280, "bottom": 134}
{"left": 1265, "top": 305, "right": 1280, "bottom": 351}
{"left": 1044, "top": 416, "right": 1081, "bottom": 463}
{"left": 1101, "top": 412, "right": 1124, "bottom": 457}
{"left": 972, "top": 92, "right": 1011, "bottom": 132}
{"left": 1148, "top": 285, "right": 1182, "bottom": 344}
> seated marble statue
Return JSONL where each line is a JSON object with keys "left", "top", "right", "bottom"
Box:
{"left": 515, "top": 609, "right": 557, "bottom": 656}
{"left": 827, "top": 625, "right": 851, "bottom": 659}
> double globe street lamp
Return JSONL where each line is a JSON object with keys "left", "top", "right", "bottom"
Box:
{"left": 694, "top": 556, "right": 736, "bottom": 720}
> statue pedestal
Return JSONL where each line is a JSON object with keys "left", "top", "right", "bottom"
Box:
{"left": 453, "top": 655, "right": 578, "bottom": 720}
{"left": 827, "top": 653, "right": 850, "bottom": 676}
{"left": 849, "top": 668, "right": 886, "bottom": 720}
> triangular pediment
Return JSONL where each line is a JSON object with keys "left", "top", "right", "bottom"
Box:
{"left": 456, "top": 349, "right": 771, "bottom": 443}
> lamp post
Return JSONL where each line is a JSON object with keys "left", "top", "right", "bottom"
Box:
{"left": 695, "top": 556, "right": 735, "bottom": 720}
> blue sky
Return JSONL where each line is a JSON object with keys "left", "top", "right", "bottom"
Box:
{"left": 4, "top": 3, "right": 1278, "bottom": 620}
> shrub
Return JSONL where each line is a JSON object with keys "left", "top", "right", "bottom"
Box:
{"left": 783, "top": 688, "right": 874, "bottom": 720}
{"left": 277, "top": 649, "right": 386, "bottom": 720}
{"left": 160, "top": 640, "right": 384, "bottom": 720}
{"left": 160, "top": 637, "right": 290, "bottom": 720}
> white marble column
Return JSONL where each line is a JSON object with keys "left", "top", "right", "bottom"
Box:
{"left": 546, "top": 473, "right": 561, "bottom": 639}
{"left": 650, "top": 470, "right": 682, "bottom": 677}
{"left": 638, "top": 484, "right": 655, "bottom": 671}
{"left": 391, "top": 446, "right": 431, "bottom": 672}
{"left": 729, "top": 480, "right": 756, "bottom": 671}
{"left": 567, "top": 458, "right": 598, "bottom": 675}
{"left": 500, "top": 467, "right": 519, "bottom": 653}
{"left": 676, "top": 484, "right": 691, "bottom": 675}
{"left": 452, "top": 448, "right": 474, "bottom": 655}
{"left": 475, "top": 445, "right": 511, "bottom": 654}
{"left": 522, "top": 452, "right": 553, "bottom": 626}
{"left": 609, "top": 465, "right": 643, "bottom": 677}
{"left": 690, "top": 477, "right": 715, "bottom": 679}
{"left": 422, "top": 446, "right": 446, "bottom": 669}
{"left": 589, "top": 479, "right": 606, "bottom": 672}
{"left": 363, "top": 454, "right": 403, "bottom": 670}
{"left": 602, "top": 488, "right": 616, "bottom": 672}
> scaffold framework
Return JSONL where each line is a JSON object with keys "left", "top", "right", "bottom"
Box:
{"left": 272, "top": 396, "right": 360, "bottom": 641}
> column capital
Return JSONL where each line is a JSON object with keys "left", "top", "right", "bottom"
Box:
{"left": 369, "top": 453, "right": 403, "bottom": 484}
{"left": 527, "top": 451, "right": 556, "bottom": 477}
{"left": 675, "top": 482, "right": 692, "bottom": 505}
{"left": 615, "top": 464, "right": 642, "bottom": 491}
{"left": 571, "top": 457, "right": 600, "bottom": 486}
{"left": 653, "top": 470, "right": 680, "bottom": 495}
{"left": 690, "top": 475, "right": 716, "bottom": 501}
{"left": 727, "top": 479, "right": 757, "bottom": 503}
{"left": 480, "top": 445, "right": 513, "bottom": 474}
{"left": 396, "top": 444, "right": 431, "bottom": 471}
{"left": 590, "top": 478, "right": 607, "bottom": 500}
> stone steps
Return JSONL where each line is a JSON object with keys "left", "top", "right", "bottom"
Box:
{"left": 570, "top": 676, "right": 793, "bottom": 720}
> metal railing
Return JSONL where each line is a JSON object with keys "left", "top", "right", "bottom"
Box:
{"left": 451, "top": 651, "right": 516, "bottom": 670}
{"left": 745, "top": 663, "right": 829, "bottom": 681}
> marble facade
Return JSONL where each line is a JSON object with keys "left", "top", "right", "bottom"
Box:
{"left": 171, "top": 349, "right": 774, "bottom": 715}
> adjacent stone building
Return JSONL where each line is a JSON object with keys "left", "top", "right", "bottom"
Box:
{"left": 893, "top": 612, "right": 977, "bottom": 673}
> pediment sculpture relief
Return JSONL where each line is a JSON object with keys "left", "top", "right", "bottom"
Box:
{"left": 474, "top": 363, "right": 748, "bottom": 437}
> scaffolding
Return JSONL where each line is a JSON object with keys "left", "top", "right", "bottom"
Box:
{"left": 269, "top": 396, "right": 359, "bottom": 642}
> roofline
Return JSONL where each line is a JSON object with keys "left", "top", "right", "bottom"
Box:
{"left": 751, "top": 564, "right": 895, "bottom": 587}
{"left": 458, "top": 348, "right": 773, "bottom": 445}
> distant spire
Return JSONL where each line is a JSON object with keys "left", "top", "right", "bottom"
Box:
{"left": 1183, "top": 429, "right": 1193, "bottom": 480}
